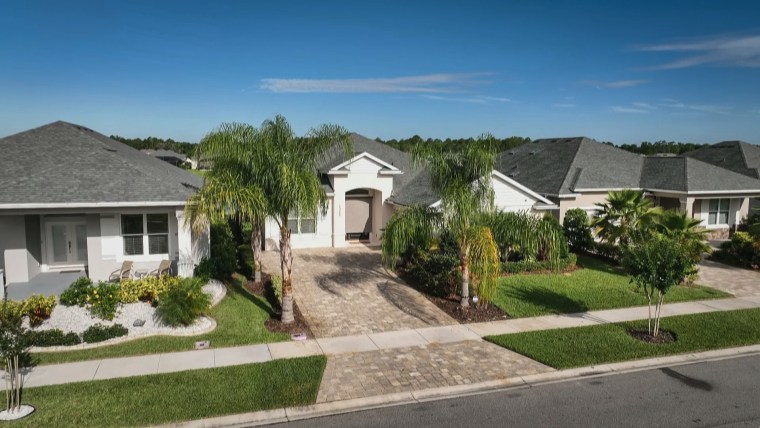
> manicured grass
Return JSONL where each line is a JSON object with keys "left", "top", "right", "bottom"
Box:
{"left": 12, "top": 356, "right": 325, "bottom": 427}
{"left": 492, "top": 255, "right": 730, "bottom": 318}
{"left": 35, "top": 275, "right": 288, "bottom": 365}
{"left": 189, "top": 169, "right": 207, "bottom": 177}
{"left": 487, "top": 308, "right": 760, "bottom": 369}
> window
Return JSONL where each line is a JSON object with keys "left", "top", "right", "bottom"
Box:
{"left": 707, "top": 199, "right": 730, "bottom": 225}
{"left": 121, "top": 214, "right": 144, "bottom": 256}
{"left": 121, "top": 214, "right": 170, "bottom": 255}
{"left": 287, "top": 213, "right": 317, "bottom": 234}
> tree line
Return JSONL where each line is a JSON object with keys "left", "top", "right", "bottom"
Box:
{"left": 110, "top": 135, "right": 197, "bottom": 157}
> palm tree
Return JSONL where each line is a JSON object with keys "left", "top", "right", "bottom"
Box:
{"left": 592, "top": 189, "right": 663, "bottom": 246}
{"left": 382, "top": 135, "right": 501, "bottom": 307}
{"left": 655, "top": 210, "right": 710, "bottom": 262}
{"left": 186, "top": 123, "right": 269, "bottom": 283}
{"left": 189, "top": 116, "right": 351, "bottom": 324}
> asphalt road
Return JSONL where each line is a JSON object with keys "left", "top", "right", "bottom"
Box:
{"left": 279, "top": 354, "right": 760, "bottom": 428}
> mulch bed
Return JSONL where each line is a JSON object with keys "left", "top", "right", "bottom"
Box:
{"left": 243, "top": 273, "right": 314, "bottom": 339}
{"left": 424, "top": 294, "right": 511, "bottom": 323}
{"left": 627, "top": 328, "right": 676, "bottom": 344}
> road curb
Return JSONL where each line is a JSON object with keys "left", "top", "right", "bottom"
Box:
{"left": 156, "top": 344, "right": 760, "bottom": 427}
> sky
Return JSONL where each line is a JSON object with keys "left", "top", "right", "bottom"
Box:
{"left": 1, "top": 0, "right": 759, "bottom": 145}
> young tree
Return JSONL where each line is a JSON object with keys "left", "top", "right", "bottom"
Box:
{"left": 382, "top": 135, "right": 501, "bottom": 307}
{"left": 592, "top": 189, "right": 662, "bottom": 247}
{"left": 0, "top": 305, "right": 31, "bottom": 417}
{"left": 622, "top": 235, "right": 694, "bottom": 336}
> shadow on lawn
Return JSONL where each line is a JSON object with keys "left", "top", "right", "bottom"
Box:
{"left": 504, "top": 286, "right": 589, "bottom": 315}
{"left": 229, "top": 278, "right": 278, "bottom": 318}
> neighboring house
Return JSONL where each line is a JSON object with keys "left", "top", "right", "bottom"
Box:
{"left": 141, "top": 149, "right": 189, "bottom": 168}
{"left": 683, "top": 140, "right": 760, "bottom": 213}
{"left": 265, "top": 134, "right": 760, "bottom": 249}
{"left": 0, "top": 121, "right": 209, "bottom": 290}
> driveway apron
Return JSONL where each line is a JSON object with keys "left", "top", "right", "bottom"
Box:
{"left": 698, "top": 259, "right": 760, "bottom": 297}
{"left": 260, "top": 245, "right": 456, "bottom": 337}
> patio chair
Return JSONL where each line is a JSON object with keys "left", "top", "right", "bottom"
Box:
{"left": 147, "top": 259, "right": 172, "bottom": 278}
{"left": 109, "top": 261, "right": 134, "bottom": 282}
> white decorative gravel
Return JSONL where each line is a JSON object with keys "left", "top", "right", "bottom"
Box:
{"left": 27, "top": 280, "right": 226, "bottom": 341}
{"left": 0, "top": 405, "right": 35, "bottom": 421}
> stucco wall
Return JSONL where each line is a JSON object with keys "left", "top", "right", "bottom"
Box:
{"left": 0, "top": 215, "right": 31, "bottom": 283}
{"left": 558, "top": 192, "right": 610, "bottom": 222}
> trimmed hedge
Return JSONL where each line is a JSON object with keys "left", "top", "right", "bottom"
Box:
{"left": 82, "top": 324, "right": 129, "bottom": 343}
{"left": 502, "top": 253, "right": 577, "bottom": 274}
{"left": 30, "top": 329, "right": 82, "bottom": 347}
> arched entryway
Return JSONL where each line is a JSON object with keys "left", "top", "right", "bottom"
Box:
{"left": 345, "top": 188, "right": 373, "bottom": 242}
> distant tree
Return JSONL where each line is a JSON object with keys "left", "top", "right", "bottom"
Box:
{"left": 110, "top": 135, "right": 198, "bottom": 157}
{"left": 616, "top": 141, "right": 708, "bottom": 155}
{"left": 375, "top": 135, "right": 531, "bottom": 153}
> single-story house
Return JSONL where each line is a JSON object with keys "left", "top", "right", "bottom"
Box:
{"left": 265, "top": 134, "right": 760, "bottom": 249}
{"left": 140, "top": 149, "right": 190, "bottom": 168}
{"left": 0, "top": 121, "right": 209, "bottom": 294}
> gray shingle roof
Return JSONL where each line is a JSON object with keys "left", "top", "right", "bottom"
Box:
{"left": 0, "top": 121, "right": 203, "bottom": 207}
{"left": 494, "top": 137, "right": 643, "bottom": 196}
{"left": 683, "top": 141, "right": 760, "bottom": 179}
{"left": 141, "top": 149, "right": 187, "bottom": 161}
{"left": 641, "top": 156, "right": 760, "bottom": 192}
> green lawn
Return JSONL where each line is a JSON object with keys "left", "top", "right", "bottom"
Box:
{"left": 487, "top": 308, "right": 760, "bottom": 369}
{"left": 35, "top": 275, "right": 288, "bottom": 365}
{"left": 492, "top": 255, "right": 730, "bottom": 318}
{"left": 189, "top": 169, "right": 207, "bottom": 177}
{"left": 11, "top": 356, "right": 325, "bottom": 427}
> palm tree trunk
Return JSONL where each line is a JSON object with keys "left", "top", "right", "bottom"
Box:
{"left": 279, "top": 223, "right": 295, "bottom": 324}
{"left": 460, "top": 247, "right": 470, "bottom": 307}
{"left": 251, "top": 222, "right": 262, "bottom": 283}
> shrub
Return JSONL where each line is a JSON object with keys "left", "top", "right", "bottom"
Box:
{"left": 502, "top": 253, "right": 577, "bottom": 274}
{"left": 29, "top": 329, "right": 81, "bottom": 347}
{"left": 156, "top": 277, "right": 211, "bottom": 327}
{"left": 712, "top": 231, "right": 760, "bottom": 269}
{"left": 82, "top": 323, "right": 128, "bottom": 343}
{"left": 20, "top": 294, "right": 57, "bottom": 327}
{"left": 60, "top": 276, "right": 94, "bottom": 306}
{"left": 198, "top": 222, "right": 237, "bottom": 280}
{"left": 119, "top": 275, "right": 180, "bottom": 304}
{"left": 87, "top": 282, "right": 121, "bottom": 321}
{"left": 404, "top": 248, "right": 460, "bottom": 298}
{"left": 563, "top": 208, "right": 594, "bottom": 253}
{"left": 271, "top": 274, "right": 283, "bottom": 305}
{"left": 590, "top": 241, "right": 623, "bottom": 263}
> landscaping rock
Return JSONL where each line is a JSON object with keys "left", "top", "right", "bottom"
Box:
{"left": 133, "top": 319, "right": 146, "bottom": 327}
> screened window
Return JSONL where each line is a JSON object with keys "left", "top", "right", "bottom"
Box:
{"left": 708, "top": 199, "right": 730, "bottom": 225}
{"left": 121, "top": 214, "right": 170, "bottom": 255}
{"left": 121, "top": 214, "right": 144, "bottom": 256}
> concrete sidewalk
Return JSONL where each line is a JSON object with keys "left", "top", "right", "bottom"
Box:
{"left": 15, "top": 294, "right": 760, "bottom": 389}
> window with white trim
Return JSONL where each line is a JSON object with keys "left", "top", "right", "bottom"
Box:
{"left": 287, "top": 213, "right": 316, "bottom": 234}
{"left": 707, "top": 199, "right": 730, "bottom": 225}
{"left": 121, "top": 214, "right": 170, "bottom": 255}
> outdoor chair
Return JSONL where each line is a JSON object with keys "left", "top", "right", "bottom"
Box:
{"left": 147, "top": 259, "right": 172, "bottom": 278}
{"left": 109, "top": 261, "right": 134, "bottom": 282}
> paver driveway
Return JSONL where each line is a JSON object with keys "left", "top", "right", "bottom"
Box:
{"left": 698, "top": 259, "right": 760, "bottom": 297}
{"left": 260, "top": 245, "right": 455, "bottom": 337}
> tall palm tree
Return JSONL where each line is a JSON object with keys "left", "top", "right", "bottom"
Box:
{"left": 655, "top": 210, "right": 710, "bottom": 261}
{"left": 186, "top": 123, "right": 269, "bottom": 283}
{"left": 189, "top": 116, "right": 351, "bottom": 324}
{"left": 382, "top": 135, "right": 501, "bottom": 307}
{"left": 592, "top": 189, "right": 663, "bottom": 246}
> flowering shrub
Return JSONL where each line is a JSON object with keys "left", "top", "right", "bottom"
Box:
{"left": 59, "top": 277, "right": 94, "bottom": 306}
{"left": 87, "top": 282, "right": 121, "bottom": 321}
{"left": 21, "top": 294, "right": 57, "bottom": 327}
{"left": 119, "top": 275, "right": 180, "bottom": 304}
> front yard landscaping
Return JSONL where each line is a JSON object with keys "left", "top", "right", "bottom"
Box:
{"left": 486, "top": 308, "right": 760, "bottom": 369}
{"left": 491, "top": 255, "right": 729, "bottom": 318}
{"left": 34, "top": 275, "right": 288, "bottom": 365}
{"left": 10, "top": 356, "right": 325, "bottom": 427}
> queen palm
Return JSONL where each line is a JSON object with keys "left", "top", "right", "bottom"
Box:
{"left": 382, "top": 136, "right": 501, "bottom": 307}
{"left": 592, "top": 189, "right": 663, "bottom": 246}
{"left": 189, "top": 116, "right": 351, "bottom": 323}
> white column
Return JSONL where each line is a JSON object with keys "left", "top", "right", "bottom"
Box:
{"left": 175, "top": 210, "right": 195, "bottom": 277}
{"left": 332, "top": 190, "right": 346, "bottom": 248}
{"left": 371, "top": 190, "right": 383, "bottom": 245}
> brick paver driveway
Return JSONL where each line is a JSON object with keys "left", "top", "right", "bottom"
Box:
{"left": 698, "top": 259, "right": 760, "bottom": 297}
{"left": 260, "top": 245, "right": 455, "bottom": 337}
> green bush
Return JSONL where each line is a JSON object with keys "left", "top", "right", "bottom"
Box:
{"left": 712, "top": 231, "right": 760, "bottom": 270}
{"left": 87, "top": 282, "right": 121, "bottom": 321}
{"left": 271, "top": 274, "right": 283, "bottom": 305}
{"left": 404, "top": 248, "right": 460, "bottom": 298}
{"left": 591, "top": 241, "right": 623, "bottom": 263}
{"left": 194, "top": 222, "right": 237, "bottom": 280}
{"left": 60, "top": 276, "right": 94, "bottom": 307}
{"left": 119, "top": 275, "right": 180, "bottom": 304}
{"left": 29, "top": 329, "right": 81, "bottom": 347}
{"left": 502, "top": 253, "right": 577, "bottom": 274}
{"left": 82, "top": 324, "right": 128, "bottom": 343}
{"left": 563, "top": 208, "right": 594, "bottom": 253}
{"left": 21, "top": 294, "right": 57, "bottom": 327}
{"left": 156, "top": 277, "right": 211, "bottom": 327}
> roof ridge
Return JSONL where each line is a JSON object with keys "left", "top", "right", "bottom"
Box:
{"left": 738, "top": 141, "right": 750, "bottom": 168}
{"left": 682, "top": 156, "right": 690, "bottom": 192}
{"left": 558, "top": 138, "right": 586, "bottom": 193}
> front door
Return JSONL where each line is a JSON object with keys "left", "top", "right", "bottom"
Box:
{"left": 46, "top": 222, "right": 88, "bottom": 266}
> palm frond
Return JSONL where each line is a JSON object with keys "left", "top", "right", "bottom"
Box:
{"left": 381, "top": 205, "right": 442, "bottom": 268}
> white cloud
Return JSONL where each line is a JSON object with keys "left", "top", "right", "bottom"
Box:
{"left": 579, "top": 79, "right": 649, "bottom": 88}
{"left": 637, "top": 34, "right": 760, "bottom": 69}
{"left": 632, "top": 102, "right": 657, "bottom": 110}
{"left": 259, "top": 73, "right": 491, "bottom": 93}
{"left": 612, "top": 106, "right": 649, "bottom": 114}
{"left": 421, "top": 94, "right": 513, "bottom": 104}
{"left": 659, "top": 99, "right": 732, "bottom": 115}
{"left": 552, "top": 103, "right": 576, "bottom": 108}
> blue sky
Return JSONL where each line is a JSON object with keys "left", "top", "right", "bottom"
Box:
{"left": 1, "top": 0, "right": 759, "bottom": 144}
